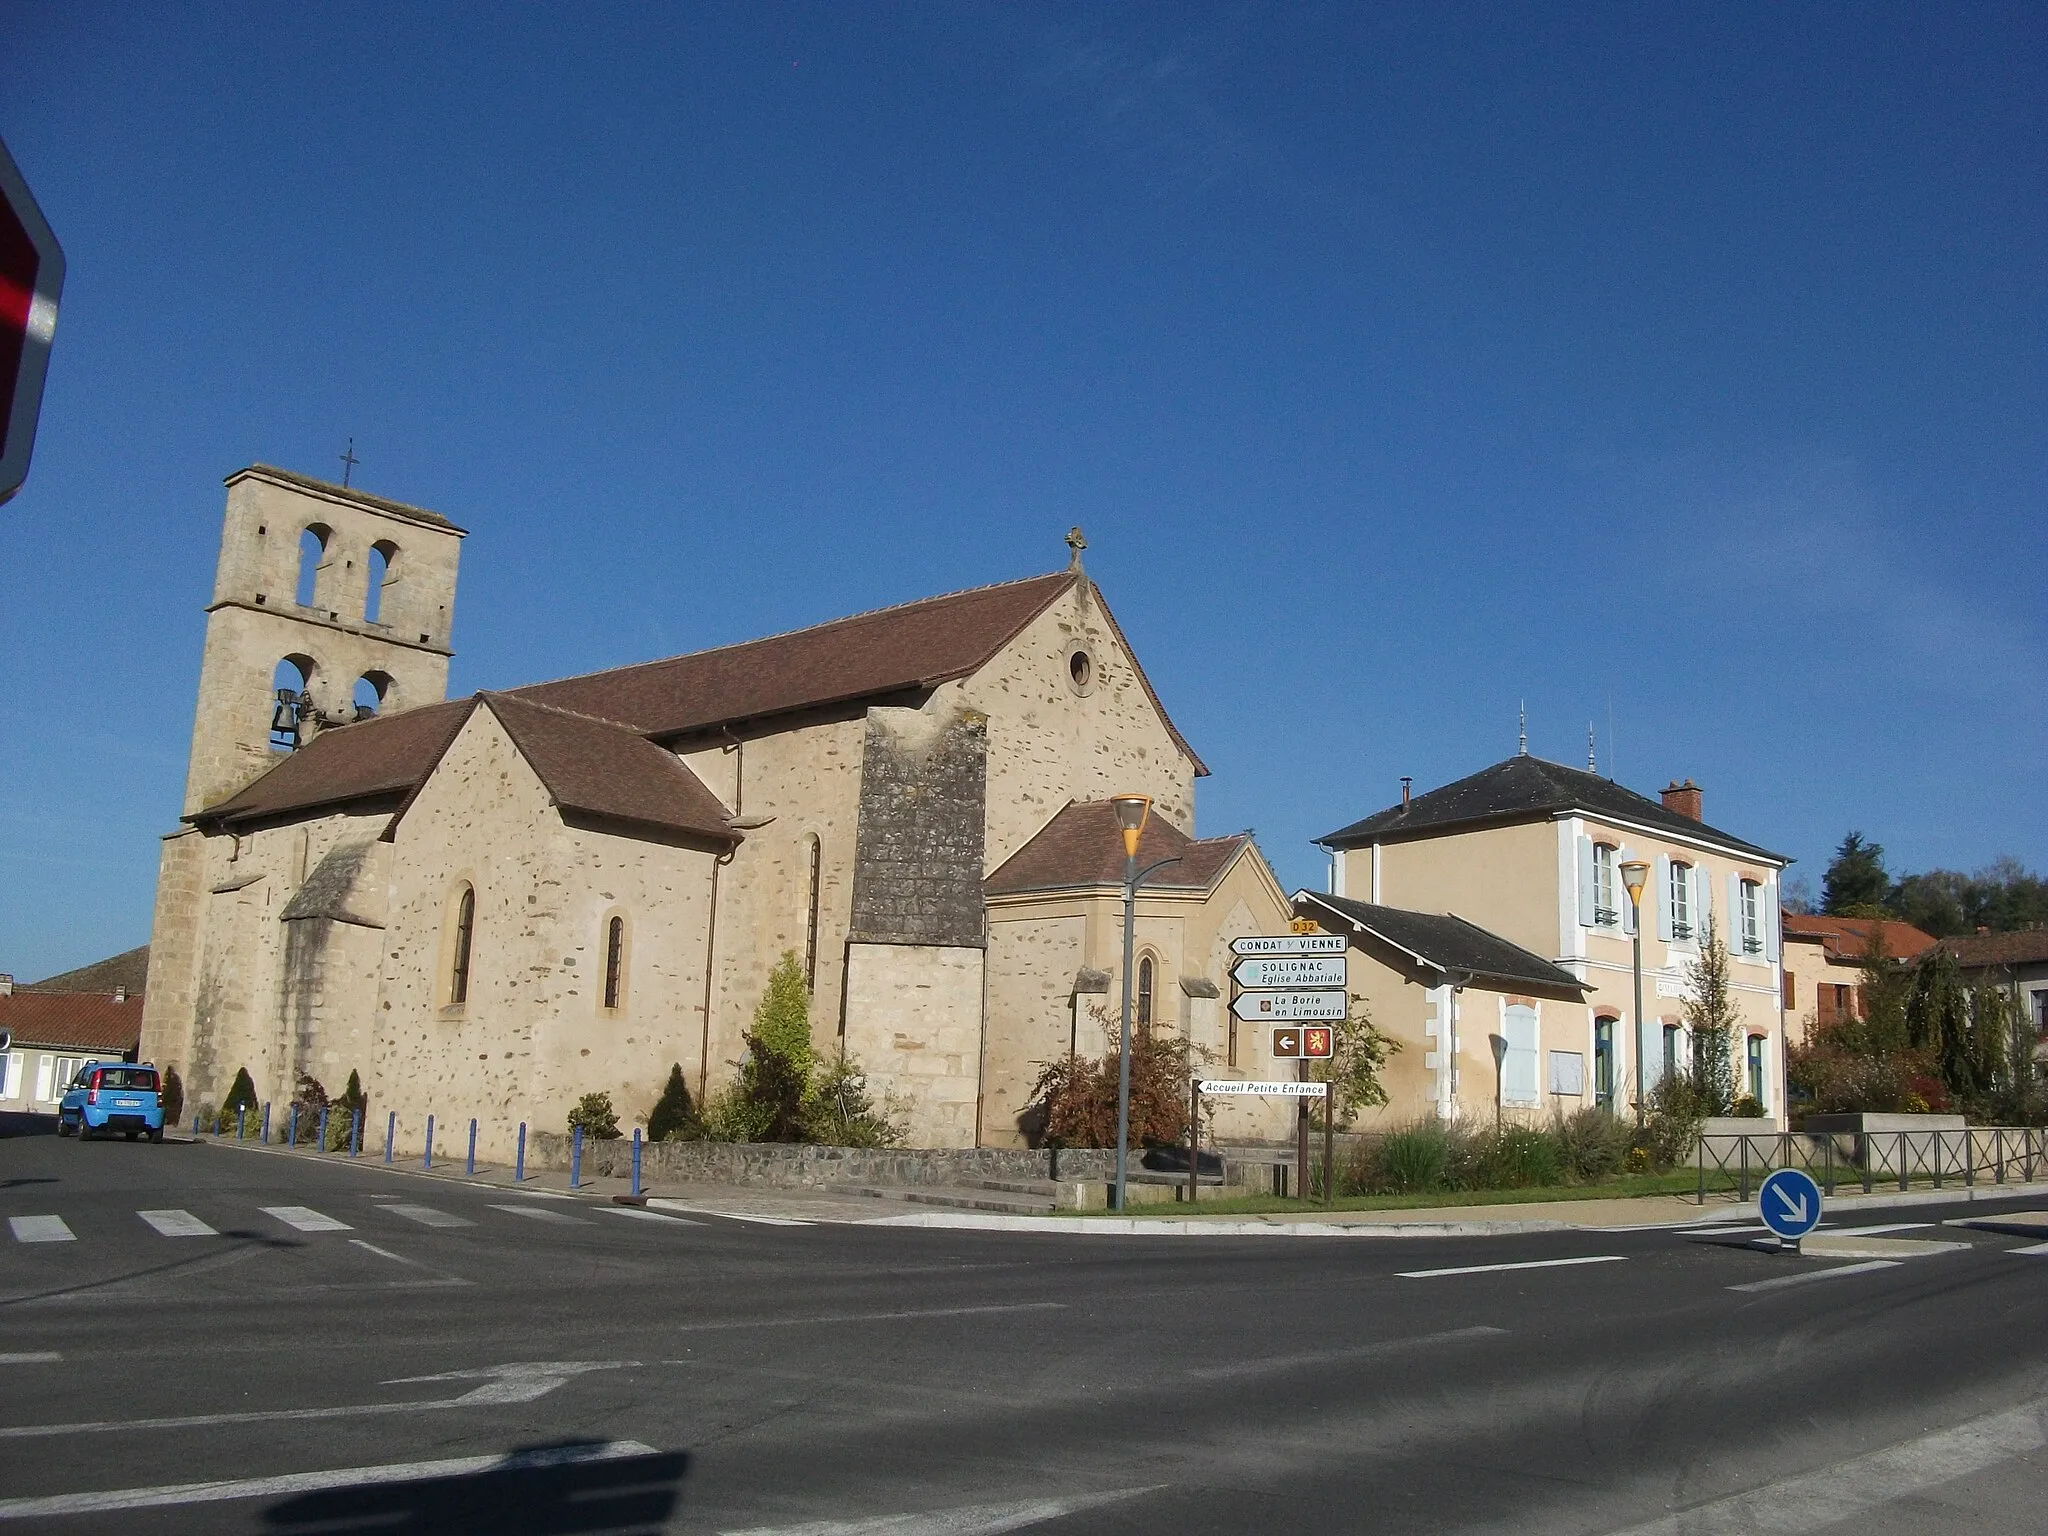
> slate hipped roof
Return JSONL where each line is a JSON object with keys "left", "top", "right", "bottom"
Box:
{"left": 985, "top": 801, "right": 1251, "bottom": 895}
{"left": 23, "top": 945, "right": 150, "bottom": 996}
{"left": 1294, "top": 891, "right": 1589, "bottom": 997}
{"left": 197, "top": 569, "right": 1203, "bottom": 831}
{"left": 1319, "top": 755, "right": 1785, "bottom": 863}
{"left": 1938, "top": 928, "right": 2048, "bottom": 969}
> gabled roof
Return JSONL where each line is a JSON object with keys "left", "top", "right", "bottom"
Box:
{"left": 1782, "top": 913, "right": 1939, "bottom": 963}
{"left": 1294, "top": 891, "right": 1590, "bottom": 997}
{"left": 0, "top": 992, "right": 144, "bottom": 1055}
{"left": 985, "top": 800, "right": 1250, "bottom": 896}
{"left": 195, "top": 568, "right": 1204, "bottom": 829}
{"left": 1319, "top": 755, "right": 1784, "bottom": 863}
{"left": 24, "top": 945, "right": 150, "bottom": 995}
{"left": 1937, "top": 928, "right": 2048, "bottom": 969}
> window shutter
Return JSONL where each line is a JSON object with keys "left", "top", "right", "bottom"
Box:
{"left": 1655, "top": 855, "right": 1673, "bottom": 940}
{"left": 1578, "top": 836, "right": 1596, "bottom": 928}
{"left": 1763, "top": 879, "right": 1781, "bottom": 962}
{"left": 1693, "top": 864, "right": 1713, "bottom": 941}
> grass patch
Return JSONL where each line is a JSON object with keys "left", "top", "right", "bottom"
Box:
{"left": 1111, "top": 1168, "right": 1735, "bottom": 1218}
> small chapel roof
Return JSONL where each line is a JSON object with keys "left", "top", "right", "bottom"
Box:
{"left": 984, "top": 800, "right": 1251, "bottom": 896}
{"left": 1293, "top": 891, "right": 1589, "bottom": 998}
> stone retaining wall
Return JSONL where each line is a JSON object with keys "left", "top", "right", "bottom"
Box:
{"left": 529, "top": 1134, "right": 1118, "bottom": 1188}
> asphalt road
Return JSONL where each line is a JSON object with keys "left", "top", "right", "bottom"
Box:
{"left": 3, "top": 1119, "right": 2045, "bottom": 1535}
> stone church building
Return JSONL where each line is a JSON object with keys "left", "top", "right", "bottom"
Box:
{"left": 140, "top": 466, "right": 1293, "bottom": 1154}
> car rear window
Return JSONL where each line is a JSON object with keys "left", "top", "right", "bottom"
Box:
{"left": 97, "top": 1068, "right": 159, "bottom": 1091}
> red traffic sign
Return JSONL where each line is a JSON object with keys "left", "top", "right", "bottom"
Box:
{"left": 0, "top": 136, "right": 65, "bottom": 507}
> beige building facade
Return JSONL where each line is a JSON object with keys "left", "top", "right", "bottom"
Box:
{"left": 1316, "top": 756, "right": 1792, "bottom": 1125}
{"left": 141, "top": 470, "right": 1232, "bottom": 1155}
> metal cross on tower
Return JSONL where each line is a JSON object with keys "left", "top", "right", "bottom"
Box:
{"left": 339, "top": 438, "right": 360, "bottom": 488}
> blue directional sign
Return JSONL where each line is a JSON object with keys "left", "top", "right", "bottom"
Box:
{"left": 1758, "top": 1167, "right": 1823, "bottom": 1242}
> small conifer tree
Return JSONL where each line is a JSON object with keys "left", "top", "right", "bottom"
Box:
{"left": 751, "top": 951, "right": 814, "bottom": 1090}
{"left": 221, "top": 1067, "right": 259, "bottom": 1112}
{"left": 1683, "top": 919, "right": 1738, "bottom": 1115}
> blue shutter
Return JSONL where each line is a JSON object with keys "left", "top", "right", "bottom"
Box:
{"left": 1727, "top": 873, "right": 1743, "bottom": 953}
{"left": 1578, "top": 837, "right": 1596, "bottom": 929}
{"left": 1764, "top": 880, "right": 1781, "bottom": 963}
{"left": 1694, "top": 865, "right": 1713, "bottom": 944}
{"left": 1655, "top": 855, "right": 1673, "bottom": 940}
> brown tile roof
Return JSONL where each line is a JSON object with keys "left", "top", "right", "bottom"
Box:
{"left": 0, "top": 992, "right": 144, "bottom": 1056}
{"left": 477, "top": 694, "right": 736, "bottom": 846}
{"left": 1781, "top": 913, "right": 1940, "bottom": 963}
{"left": 25, "top": 944, "right": 150, "bottom": 995}
{"left": 1938, "top": 928, "right": 2048, "bottom": 969}
{"left": 985, "top": 800, "right": 1249, "bottom": 896}
{"left": 196, "top": 569, "right": 1204, "bottom": 830}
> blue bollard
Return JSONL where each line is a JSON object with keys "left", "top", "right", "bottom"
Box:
{"left": 570, "top": 1125, "right": 583, "bottom": 1189}
{"left": 466, "top": 1118, "right": 477, "bottom": 1177}
{"left": 384, "top": 1111, "right": 395, "bottom": 1164}
{"left": 631, "top": 1128, "right": 642, "bottom": 1198}
{"left": 424, "top": 1114, "right": 435, "bottom": 1171}
{"left": 287, "top": 1103, "right": 298, "bottom": 1148}
{"left": 515, "top": 1122, "right": 527, "bottom": 1182}
{"left": 318, "top": 1105, "right": 329, "bottom": 1152}
{"left": 237, "top": 1104, "right": 247, "bottom": 1140}
{"left": 192, "top": 1111, "right": 200, "bottom": 1138}
{"left": 261, "top": 1102, "right": 272, "bottom": 1143}
{"left": 350, "top": 1108, "right": 362, "bottom": 1157}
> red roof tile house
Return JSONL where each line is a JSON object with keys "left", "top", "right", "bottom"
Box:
{"left": 0, "top": 950, "right": 147, "bottom": 1112}
{"left": 1778, "top": 914, "right": 1939, "bottom": 1045}
{"left": 141, "top": 468, "right": 1232, "bottom": 1152}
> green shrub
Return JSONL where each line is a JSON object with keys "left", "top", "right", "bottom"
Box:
{"left": 1375, "top": 1121, "right": 1451, "bottom": 1193}
{"left": 1459, "top": 1124, "right": 1563, "bottom": 1189}
{"left": 1553, "top": 1107, "right": 1631, "bottom": 1182}
{"left": 221, "top": 1066, "right": 258, "bottom": 1114}
{"left": 567, "top": 1091, "right": 621, "bottom": 1140}
{"left": 802, "top": 1053, "right": 903, "bottom": 1148}
{"left": 161, "top": 1067, "right": 185, "bottom": 1126}
{"left": 647, "top": 1063, "right": 702, "bottom": 1143}
{"left": 751, "top": 952, "right": 814, "bottom": 1091}
{"left": 1730, "top": 1095, "right": 1766, "bottom": 1119}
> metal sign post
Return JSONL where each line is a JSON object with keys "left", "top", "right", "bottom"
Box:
{"left": 1187, "top": 1078, "right": 1201, "bottom": 1206}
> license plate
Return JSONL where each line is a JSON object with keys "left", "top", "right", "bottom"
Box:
{"left": 116, "top": 1099, "right": 140, "bottom": 1107}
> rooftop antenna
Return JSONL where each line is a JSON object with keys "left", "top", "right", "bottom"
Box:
{"left": 1518, "top": 701, "right": 1527, "bottom": 756}
{"left": 1607, "top": 694, "right": 1616, "bottom": 781}
{"left": 1588, "top": 723, "right": 1597, "bottom": 773}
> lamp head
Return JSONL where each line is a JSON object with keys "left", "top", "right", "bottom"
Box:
{"left": 1110, "top": 794, "right": 1151, "bottom": 859}
{"left": 1619, "top": 859, "right": 1651, "bottom": 904}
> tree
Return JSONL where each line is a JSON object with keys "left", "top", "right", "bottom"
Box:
{"left": 1683, "top": 918, "right": 1738, "bottom": 1115}
{"left": 1822, "top": 832, "right": 1891, "bottom": 915}
{"left": 750, "top": 951, "right": 814, "bottom": 1092}
{"left": 221, "top": 1066, "right": 258, "bottom": 1113}
{"left": 1027, "top": 1007, "right": 1200, "bottom": 1150}
{"left": 1853, "top": 924, "right": 1913, "bottom": 1055}
{"left": 647, "top": 1063, "right": 701, "bottom": 1142}
{"left": 1306, "top": 1000, "right": 1401, "bottom": 1129}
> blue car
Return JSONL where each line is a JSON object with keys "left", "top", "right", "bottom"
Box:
{"left": 57, "top": 1061, "right": 166, "bottom": 1142}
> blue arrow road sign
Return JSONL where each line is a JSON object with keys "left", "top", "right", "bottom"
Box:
{"left": 1758, "top": 1167, "right": 1823, "bottom": 1241}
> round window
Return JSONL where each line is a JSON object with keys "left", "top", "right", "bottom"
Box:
{"left": 1066, "top": 646, "right": 1096, "bottom": 695}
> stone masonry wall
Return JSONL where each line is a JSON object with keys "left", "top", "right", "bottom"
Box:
{"left": 848, "top": 707, "right": 988, "bottom": 949}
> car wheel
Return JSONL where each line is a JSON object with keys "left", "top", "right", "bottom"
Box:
{"left": 126, "top": 1131, "right": 139, "bottom": 1141}
{"left": 149, "top": 1128, "right": 164, "bottom": 1144}
{"left": 55, "top": 1120, "right": 71, "bottom": 1137}
{"left": 76, "top": 1124, "right": 91, "bottom": 1141}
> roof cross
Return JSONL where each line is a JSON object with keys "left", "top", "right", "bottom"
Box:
{"left": 339, "top": 438, "right": 360, "bottom": 489}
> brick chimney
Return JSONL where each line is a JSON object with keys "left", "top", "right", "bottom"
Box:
{"left": 1661, "top": 779, "right": 1703, "bottom": 821}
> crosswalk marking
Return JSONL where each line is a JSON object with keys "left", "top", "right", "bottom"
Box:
{"left": 488, "top": 1204, "right": 588, "bottom": 1225}
{"left": 383, "top": 1205, "right": 474, "bottom": 1229}
{"left": 1399, "top": 1255, "right": 1627, "bottom": 1279}
{"left": 603, "top": 1206, "right": 704, "bottom": 1227}
{"left": 137, "top": 1210, "right": 216, "bottom": 1239}
{"left": 7, "top": 1216, "right": 74, "bottom": 1244}
{"left": 260, "top": 1206, "right": 352, "bottom": 1233}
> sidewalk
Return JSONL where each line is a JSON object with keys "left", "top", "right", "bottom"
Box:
{"left": 184, "top": 1134, "right": 2048, "bottom": 1237}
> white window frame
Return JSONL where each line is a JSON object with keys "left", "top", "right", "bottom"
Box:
{"left": 1668, "top": 861, "right": 1694, "bottom": 942}
{"left": 0, "top": 1051, "right": 19, "bottom": 1099}
{"left": 1746, "top": 1034, "right": 1769, "bottom": 1109}
{"left": 1739, "top": 879, "right": 1762, "bottom": 956}
{"left": 1593, "top": 843, "right": 1620, "bottom": 929}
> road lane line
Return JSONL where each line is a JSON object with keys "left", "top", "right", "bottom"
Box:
{"left": 0, "top": 1439, "right": 660, "bottom": 1520}
{"left": 721, "top": 1485, "right": 1155, "bottom": 1535}
{"left": 2011, "top": 1240, "right": 2048, "bottom": 1255}
{"left": 489, "top": 1204, "right": 590, "bottom": 1225}
{"left": 1189, "top": 1324, "right": 1507, "bottom": 1380}
{"left": 383, "top": 1204, "right": 474, "bottom": 1229}
{"left": 260, "top": 1205, "right": 352, "bottom": 1233}
{"left": 1399, "top": 1255, "right": 1627, "bottom": 1279}
{"left": 7, "top": 1216, "right": 74, "bottom": 1244}
{"left": 0, "top": 1354, "right": 61, "bottom": 1365}
{"left": 604, "top": 1206, "right": 705, "bottom": 1226}
{"left": 1729, "top": 1259, "right": 1900, "bottom": 1292}
{"left": 137, "top": 1210, "right": 216, "bottom": 1238}
{"left": 1598, "top": 1397, "right": 2046, "bottom": 1535}
{"left": 667, "top": 1302, "right": 1065, "bottom": 1337}
{"left": 1830, "top": 1222, "right": 1932, "bottom": 1236}
{"left": 647, "top": 1199, "right": 812, "bottom": 1226}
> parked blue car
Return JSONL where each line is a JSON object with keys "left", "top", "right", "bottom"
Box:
{"left": 57, "top": 1061, "right": 165, "bottom": 1142}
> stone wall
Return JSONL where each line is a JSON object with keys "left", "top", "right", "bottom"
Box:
{"left": 842, "top": 941, "right": 985, "bottom": 1147}
{"left": 530, "top": 1133, "right": 1116, "bottom": 1188}
{"left": 848, "top": 707, "right": 988, "bottom": 948}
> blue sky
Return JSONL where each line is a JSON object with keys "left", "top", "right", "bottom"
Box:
{"left": 2, "top": 3, "right": 2043, "bottom": 979}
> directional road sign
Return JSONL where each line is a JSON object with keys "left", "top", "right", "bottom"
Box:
{"left": 1269, "top": 1025, "right": 1335, "bottom": 1059}
{"left": 0, "top": 136, "right": 65, "bottom": 507}
{"left": 1231, "top": 990, "right": 1345, "bottom": 1022}
{"left": 1198, "top": 1079, "right": 1327, "bottom": 1097}
{"left": 1231, "top": 934, "right": 1346, "bottom": 957}
{"left": 1758, "top": 1167, "right": 1823, "bottom": 1243}
{"left": 1231, "top": 955, "right": 1346, "bottom": 989}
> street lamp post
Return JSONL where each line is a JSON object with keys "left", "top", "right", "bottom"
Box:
{"left": 1620, "top": 859, "right": 1651, "bottom": 1125}
{"left": 1109, "top": 794, "right": 1180, "bottom": 1213}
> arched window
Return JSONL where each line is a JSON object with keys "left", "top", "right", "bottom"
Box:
{"left": 802, "top": 835, "right": 822, "bottom": 991}
{"left": 447, "top": 884, "right": 475, "bottom": 1008}
{"left": 270, "top": 656, "right": 315, "bottom": 748}
{"left": 295, "top": 525, "right": 330, "bottom": 608}
{"left": 603, "top": 915, "right": 626, "bottom": 1011}
{"left": 1136, "top": 955, "right": 1155, "bottom": 1031}
{"left": 365, "top": 540, "right": 397, "bottom": 624}
{"left": 352, "top": 672, "right": 389, "bottom": 721}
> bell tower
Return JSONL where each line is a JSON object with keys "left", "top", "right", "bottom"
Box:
{"left": 181, "top": 465, "right": 465, "bottom": 816}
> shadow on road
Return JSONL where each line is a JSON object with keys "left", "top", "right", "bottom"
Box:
{"left": 0, "top": 1111, "right": 59, "bottom": 1140}
{"left": 260, "top": 1441, "right": 690, "bottom": 1534}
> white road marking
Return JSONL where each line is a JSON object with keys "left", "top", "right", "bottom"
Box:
{"left": 0, "top": 1439, "right": 659, "bottom": 1520}
{"left": 0, "top": 1354, "right": 61, "bottom": 1365}
{"left": 668, "top": 1302, "right": 1065, "bottom": 1338}
{"left": 7, "top": 1216, "right": 74, "bottom": 1244}
{"left": 721, "top": 1485, "right": 1154, "bottom": 1535}
{"left": 381, "top": 1360, "right": 637, "bottom": 1404}
{"left": 383, "top": 1204, "right": 474, "bottom": 1229}
{"left": 1399, "top": 1255, "right": 1627, "bottom": 1279}
{"left": 604, "top": 1206, "right": 705, "bottom": 1226}
{"left": 1729, "top": 1259, "right": 1900, "bottom": 1292}
{"left": 1830, "top": 1222, "right": 1932, "bottom": 1236}
{"left": 1189, "top": 1324, "right": 1507, "bottom": 1380}
{"left": 261, "top": 1205, "right": 351, "bottom": 1233}
{"left": 648, "top": 1198, "right": 812, "bottom": 1226}
{"left": 1599, "top": 1397, "right": 2046, "bottom": 1535}
{"left": 489, "top": 1203, "right": 589, "bottom": 1225}
{"left": 2011, "top": 1240, "right": 2048, "bottom": 1255}
{"left": 137, "top": 1209, "right": 216, "bottom": 1238}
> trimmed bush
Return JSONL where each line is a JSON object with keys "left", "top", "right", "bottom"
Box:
{"left": 567, "top": 1091, "right": 621, "bottom": 1140}
{"left": 647, "top": 1063, "right": 701, "bottom": 1143}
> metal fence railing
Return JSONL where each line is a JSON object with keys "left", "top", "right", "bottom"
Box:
{"left": 1695, "top": 1127, "right": 2046, "bottom": 1205}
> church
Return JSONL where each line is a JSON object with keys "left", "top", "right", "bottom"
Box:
{"left": 138, "top": 466, "right": 1295, "bottom": 1154}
